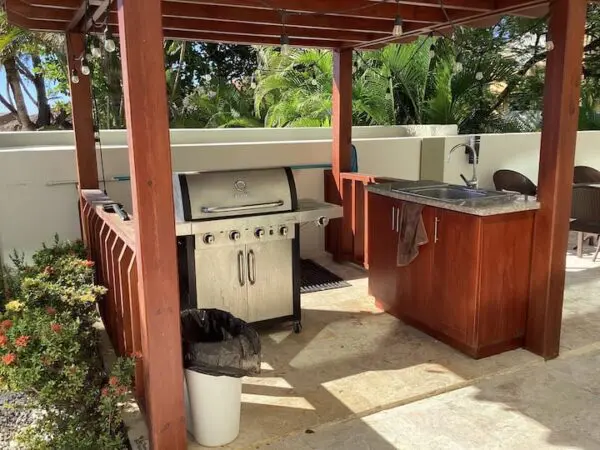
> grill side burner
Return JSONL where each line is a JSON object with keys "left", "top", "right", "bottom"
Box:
{"left": 173, "top": 167, "right": 341, "bottom": 332}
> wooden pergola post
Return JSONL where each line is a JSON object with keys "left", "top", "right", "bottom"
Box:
{"left": 332, "top": 48, "right": 353, "bottom": 187}
{"left": 66, "top": 32, "right": 99, "bottom": 246}
{"left": 328, "top": 48, "right": 354, "bottom": 261}
{"left": 116, "top": 0, "right": 186, "bottom": 448}
{"left": 526, "top": 0, "right": 587, "bottom": 359}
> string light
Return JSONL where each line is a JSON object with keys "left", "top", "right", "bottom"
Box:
{"left": 80, "top": 60, "right": 91, "bottom": 76}
{"left": 545, "top": 40, "right": 554, "bottom": 51}
{"left": 310, "top": 77, "right": 318, "bottom": 86}
{"left": 104, "top": 26, "right": 116, "bottom": 53}
{"left": 91, "top": 45, "right": 102, "bottom": 59}
{"left": 392, "top": 0, "right": 403, "bottom": 37}
{"left": 475, "top": 71, "right": 484, "bottom": 81}
{"left": 71, "top": 69, "right": 80, "bottom": 84}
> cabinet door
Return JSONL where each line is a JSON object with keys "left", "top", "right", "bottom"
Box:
{"left": 246, "top": 239, "right": 294, "bottom": 323}
{"left": 194, "top": 245, "right": 249, "bottom": 320}
{"left": 367, "top": 193, "right": 401, "bottom": 307}
{"left": 432, "top": 209, "right": 481, "bottom": 346}
{"left": 395, "top": 205, "right": 436, "bottom": 325}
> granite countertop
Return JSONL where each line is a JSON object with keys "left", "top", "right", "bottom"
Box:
{"left": 367, "top": 180, "right": 540, "bottom": 217}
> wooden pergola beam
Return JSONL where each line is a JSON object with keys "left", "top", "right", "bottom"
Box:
{"left": 116, "top": 0, "right": 186, "bottom": 447}
{"left": 526, "top": 0, "right": 587, "bottom": 359}
{"left": 178, "top": 0, "right": 478, "bottom": 23}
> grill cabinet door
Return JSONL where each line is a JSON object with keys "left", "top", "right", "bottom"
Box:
{"left": 246, "top": 239, "right": 294, "bottom": 323}
{"left": 194, "top": 245, "right": 249, "bottom": 321}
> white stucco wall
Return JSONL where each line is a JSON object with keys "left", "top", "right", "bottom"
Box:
{"left": 0, "top": 126, "right": 427, "bottom": 262}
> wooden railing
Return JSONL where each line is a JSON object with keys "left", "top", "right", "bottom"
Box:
{"left": 80, "top": 190, "right": 145, "bottom": 407}
{"left": 324, "top": 170, "right": 400, "bottom": 268}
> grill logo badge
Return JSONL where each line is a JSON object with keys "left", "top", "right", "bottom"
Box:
{"left": 234, "top": 180, "right": 247, "bottom": 192}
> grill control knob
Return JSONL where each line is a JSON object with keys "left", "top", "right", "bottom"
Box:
{"left": 279, "top": 226, "right": 288, "bottom": 236}
{"left": 203, "top": 234, "right": 215, "bottom": 245}
{"left": 254, "top": 228, "right": 265, "bottom": 239}
{"left": 229, "top": 231, "right": 241, "bottom": 241}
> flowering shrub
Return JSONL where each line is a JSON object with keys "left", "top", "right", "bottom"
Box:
{"left": 0, "top": 237, "right": 134, "bottom": 449}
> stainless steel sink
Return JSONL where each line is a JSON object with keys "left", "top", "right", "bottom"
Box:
{"left": 392, "top": 185, "right": 516, "bottom": 203}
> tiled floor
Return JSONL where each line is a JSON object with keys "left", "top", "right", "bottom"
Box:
{"left": 186, "top": 235, "right": 600, "bottom": 449}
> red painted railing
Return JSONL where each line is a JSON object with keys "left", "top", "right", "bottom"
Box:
{"left": 325, "top": 170, "right": 400, "bottom": 268}
{"left": 80, "top": 190, "right": 145, "bottom": 406}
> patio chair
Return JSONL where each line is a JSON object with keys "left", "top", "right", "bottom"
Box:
{"left": 574, "top": 166, "right": 600, "bottom": 184}
{"left": 570, "top": 185, "right": 600, "bottom": 262}
{"left": 493, "top": 169, "right": 537, "bottom": 196}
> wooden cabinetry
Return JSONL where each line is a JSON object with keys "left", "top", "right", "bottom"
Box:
{"left": 367, "top": 193, "right": 400, "bottom": 308}
{"left": 368, "top": 192, "right": 536, "bottom": 358}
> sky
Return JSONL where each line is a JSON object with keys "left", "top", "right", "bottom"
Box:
{"left": 0, "top": 67, "right": 40, "bottom": 115}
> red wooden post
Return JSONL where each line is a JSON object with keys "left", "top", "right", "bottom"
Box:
{"left": 332, "top": 48, "right": 353, "bottom": 187}
{"left": 116, "top": 0, "right": 186, "bottom": 448}
{"left": 526, "top": 0, "right": 587, "bottom": 359}
{"left": 331, "top": 48, "right": 353, "bottom": 261}
{"left": 66, "top": 32, "right": 99, "bottom": 248}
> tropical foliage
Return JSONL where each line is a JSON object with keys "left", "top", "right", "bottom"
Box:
{"left": 4, "top": 5, "right": 600, "bottom": 133}
{"left": 0, "top": 236, "right": 135, "bottom": 449}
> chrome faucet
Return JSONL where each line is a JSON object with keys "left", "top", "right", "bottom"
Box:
{"left": 447, "top": 143, "right": 479, "bottom": 189}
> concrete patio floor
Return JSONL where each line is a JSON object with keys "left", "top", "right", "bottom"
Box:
{"left": 188, "top": 234, "right": 600, "bottom": 449}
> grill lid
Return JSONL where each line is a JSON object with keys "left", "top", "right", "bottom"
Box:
{"left": 174, "top": 168, "right": 295, "bottom": 221}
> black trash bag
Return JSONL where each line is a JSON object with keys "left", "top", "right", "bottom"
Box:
{"left": 181, "top": 308, "right": 261, "bottom": 378}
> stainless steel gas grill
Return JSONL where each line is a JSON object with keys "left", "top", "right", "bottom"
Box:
{"left": 173, "top": 168, "right": 342, "bottom": 332}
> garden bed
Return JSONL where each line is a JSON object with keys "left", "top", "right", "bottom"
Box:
{"left": 0, "top": 236, "right": 135, "bottom": 449}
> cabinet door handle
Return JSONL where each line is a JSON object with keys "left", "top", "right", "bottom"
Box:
{"left": 247, "top": 250, "right": 256, "bottom": 285}
{"left": 434, "top": 217, "right": 440, "bottom": 243}
{"left": 396, "top": 207, "right": 401, "bottom": 232}
{"left": 237, "top": 250, "right": 245, "bottom": 286}
{"left": 391, "top": 207, "right": 396, "bottom": 231}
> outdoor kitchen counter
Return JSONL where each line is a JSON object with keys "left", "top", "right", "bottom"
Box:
{"left": 367, "top": 181, "right": 540, "bottom": 216}
{"left": 367, "top": 181, "right": 537, "bottom": 359}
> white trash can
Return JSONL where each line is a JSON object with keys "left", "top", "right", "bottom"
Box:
{"left": 184, "top": 368, "right": 242, "bottom": 447}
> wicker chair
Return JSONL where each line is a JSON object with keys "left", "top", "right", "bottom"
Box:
{"left": 493, "top": 170, "right": 537, "bottom": 196}
{"left": 570, "top": 185, "right": 600, "bottom": 261}
{"left": 574, "top": 166, "right": 600, "bottom": 184}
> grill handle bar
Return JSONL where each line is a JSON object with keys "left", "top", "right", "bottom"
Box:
{"left": 201, "top": 200, "right": 284, "bottom": 214}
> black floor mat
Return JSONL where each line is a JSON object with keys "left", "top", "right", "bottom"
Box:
{"left": 300, "top": 259, "right": 351, "bottom": 294}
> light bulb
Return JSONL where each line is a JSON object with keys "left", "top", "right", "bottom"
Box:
{"left": 104, "top": 26, "right": 116, "bottom": 53}
{"left": 280, "top": 33, "right": 290, "bottom": 56}
{"left": 545, "top": 40, "right": 554, "bottom": 51}
{"left": 392, "top": 15, "right": 403, "bottom": 37}
{"left": 475, "top": 71, "right": 483, "bottom": 81}
{"left": 455, "top": 62, "right": 463, "bottom": 73}
{"left": 310, "top": 77, "right": 318, "bottom": 86}
{"left": 91, "top": 46, "right": 102, "bottom": 58}
{"left": 104, "top": 38, "right": 116, "bottom": 53}
{"left": 80, "top": 63, "right": 91, "bottom": 76}
{"left": 71, "top": 70, "right": 80, "bottom": 84}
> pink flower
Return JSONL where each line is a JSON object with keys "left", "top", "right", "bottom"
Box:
{"left": 46, "top": 307, "right": 57, "bottom": 315}
{"left": 109, "top": 376, "right": 119, "bottom": 386}
{"left": 0, "top": 335, "right": 7, "bottom": 347}
{"left": 14, "top": 336, "right": 30, "bottom": 348}
{"left": 82, "top": 260, "right": 95, "bottom": 268}
{"left": 101, "top": 387, "right": 109, "bottom": 397}
{"left": 2, "top": 353, "right": 16, "bottom": 365}
{"left": 51, "top": 323, "right": 62, "bottom": 333}
{"left": 1, "top": 320, "right": 13, "bottom": 330}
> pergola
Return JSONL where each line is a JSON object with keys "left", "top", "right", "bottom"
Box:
{"left": 3, "top": 0, "right": 589, "bottom": 448}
